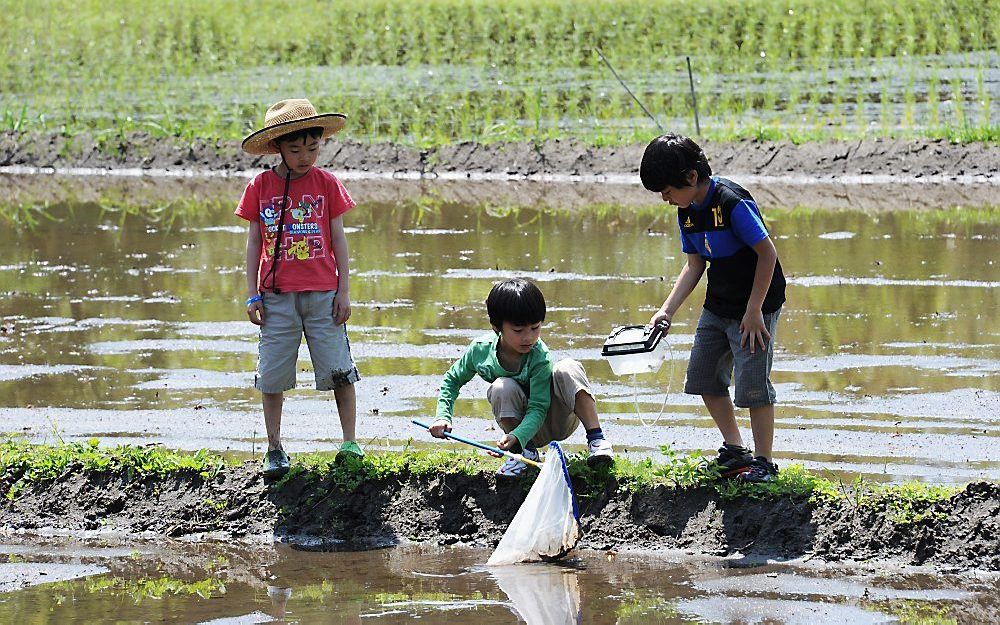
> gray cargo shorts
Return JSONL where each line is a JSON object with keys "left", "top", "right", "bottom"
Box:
{"left": 255, "top": 290, "right": 360, "bottom": 394}
{"left": 684, "top": 307, "right": 781, "bottom": 408}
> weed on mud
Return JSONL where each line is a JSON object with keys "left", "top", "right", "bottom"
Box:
{"left": 0, "top": 438, "right": 224, "bottom": 500}
{"left": 0, "top": 439, "right": 965, "bottom": 527}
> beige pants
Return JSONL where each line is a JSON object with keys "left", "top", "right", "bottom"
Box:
{"left": 486, "top": 358, "right": 592, "bottom": 448}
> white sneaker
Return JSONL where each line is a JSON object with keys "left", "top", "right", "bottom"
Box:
{"left": 587, "top": 437, "right": 614, "bottom": 468}
{"left": 496, "top": 447, "right": 540, "bottom": 478}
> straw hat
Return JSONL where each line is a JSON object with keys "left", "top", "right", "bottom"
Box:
{"left": 241, "top": 99, "right": 346, "bottom": 155}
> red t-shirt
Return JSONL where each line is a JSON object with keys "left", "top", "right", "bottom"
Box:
{"left": 235, "top": 167, "right": 356, "bottom": 293}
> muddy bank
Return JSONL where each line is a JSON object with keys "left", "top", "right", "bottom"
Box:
{"left": 4, "top": 130, "right": 998, "bottom": 181}
{"left": 2, "top": 462, "right": 996, "bottom": 573}
{"left": 1, "top": 131, "right": 998, "bottom": 210}
{"left": 0, "top": 562, "right": 108, "bottom": 592}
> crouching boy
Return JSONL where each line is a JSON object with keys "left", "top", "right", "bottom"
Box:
{"left": 428, "top": 278, "right": 613, "bottom": 476}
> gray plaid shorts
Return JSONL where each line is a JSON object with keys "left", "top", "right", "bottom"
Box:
{"left": 684, "top": 307, "right": 781, "bottom": 408}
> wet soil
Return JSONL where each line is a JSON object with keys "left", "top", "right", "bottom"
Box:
{"left": 0, "top": 562, "right": 108, "bottom": 592}
{"left": 2, "top": 131, "right": 998, "bottom": 211}
{"left": 4, "top": 130, "right": 998, "bottom": 181}
{"left": 2, "top": 463, "right": 996, "bottom": 573}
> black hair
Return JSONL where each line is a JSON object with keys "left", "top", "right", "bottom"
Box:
{"left": 639, "top": 133, "right": 712, "bottom": 192}
{"left": 486, "top": 278, "right": 546, "bottom": 329}
{"left": 276, "top": 126, "right": 324, "bottom": 145}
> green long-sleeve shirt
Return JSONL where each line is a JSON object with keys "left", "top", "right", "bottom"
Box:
{"left": 435, "top": 333, "right": 553, "bottom": 449}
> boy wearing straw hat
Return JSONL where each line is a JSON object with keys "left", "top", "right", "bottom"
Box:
{"left": 236, "top": 98, "right": 361, "bottom": 478}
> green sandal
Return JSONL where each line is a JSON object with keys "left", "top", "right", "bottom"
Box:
{"left": 262, "top": 448, "right": 290, "bottom": 478}
{"left": 336, "top": 440, "right": 364, "bottom": 461}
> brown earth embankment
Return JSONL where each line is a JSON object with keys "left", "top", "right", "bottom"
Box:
{"left": 2, "top": 463, "right": 997, "bottom": 573}
{"left": 3, "top": 131, "right": 998, "bottom": 211}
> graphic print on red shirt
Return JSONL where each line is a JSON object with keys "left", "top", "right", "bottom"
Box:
{"left": 235, "top": 167, "right": 356, "bottom": 292}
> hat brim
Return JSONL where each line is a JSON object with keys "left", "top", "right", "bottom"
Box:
{"left": 241, "top": 114, "right": 347, "bottom": 155}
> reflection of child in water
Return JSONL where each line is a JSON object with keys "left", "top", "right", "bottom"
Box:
{"left": 492, "top": 564, "right": 582, "bottom": 625}
{"left": 267, "top": 585, "right": 292, "bottom": 620}
{"left": 267, "top": 584, "right": 364, "bottom": 624}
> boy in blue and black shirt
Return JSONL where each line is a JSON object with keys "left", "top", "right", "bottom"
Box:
{"left": 640, "top": 134, "right": 786, "bottom": 483}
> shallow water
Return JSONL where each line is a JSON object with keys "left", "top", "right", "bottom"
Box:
{"left": 0, "top": 176, "right": 997, "bottom": 484}
{"left": 0, "top": 539, "right": 995, "bottom": 623}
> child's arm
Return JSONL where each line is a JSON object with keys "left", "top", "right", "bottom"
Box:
{"left": 650, "top": 253, "right": 707, "bottom": 329}
{"left": 245, "top": 225, "right": 264, "bottom": 325}
{"left": 431, "top": 346, "right": 480, "bottom": 437}
{"left": 740, "top": 237, "right": 778, "bottom": 353}
{"left": 329, "top": 214, "right": 351, "bottom": 325}
{"left": 500, "top": 357, "right": 553, "bottom": 451}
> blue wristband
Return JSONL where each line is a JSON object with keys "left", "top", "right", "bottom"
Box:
{"left": 246, "top": 295, "right": 263, "bottom": 306}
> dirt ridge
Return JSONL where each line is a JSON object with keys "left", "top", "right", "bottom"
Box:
{"left": 4, "top": 131, "right": 998, "bottom": 212}
{"left": 1, "top": 131, "right": 997, "bottom": 181}
{"left": 2, "top": 464, "right": 997, "bottom": 572}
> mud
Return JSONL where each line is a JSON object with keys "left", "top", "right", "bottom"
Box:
{"left": 0, "top": 562, "right": 108, "bottom": 592}
{"left": 1, "top": 462, "right": 997, "bottom": 573}
{"left": 1, "top": 131, "right": 998, "bottom": 211}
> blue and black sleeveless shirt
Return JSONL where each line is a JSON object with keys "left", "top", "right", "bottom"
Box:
{"left": 677, "top": 177, "right": 786, "bottom": 319}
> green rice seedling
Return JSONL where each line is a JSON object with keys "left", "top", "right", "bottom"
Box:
{"left": 3, "top": 0, "right": 995, "bottom": 146}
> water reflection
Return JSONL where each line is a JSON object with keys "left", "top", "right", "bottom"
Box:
{"left": 0, "top": 178, "right": 997, "bottom": 483}
{"left": 0, "top": 539, "right": 993, "bottom": 624}
{"left": 491, "top": 563, "right": 582, "bottom": 624}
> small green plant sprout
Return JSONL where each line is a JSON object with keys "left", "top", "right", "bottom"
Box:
{"left": 203, "top": 498, "right": 228, "bottom": 513}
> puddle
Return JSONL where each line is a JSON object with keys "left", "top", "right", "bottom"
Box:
{"left": 0, "top": 179, "right": 997, "bottom": 484}
{"left": 0, "top": 539, "right": 995, "bottom": 623}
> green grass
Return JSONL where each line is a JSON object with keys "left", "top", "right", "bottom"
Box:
{"left": 0, "top": 437, "right": 225, "bottom": 500}
{"left": 0, "top": 438, "right": 963, "bottom": 525}
{"left": 0, "top": 0, "right": 995, "bottom": 146}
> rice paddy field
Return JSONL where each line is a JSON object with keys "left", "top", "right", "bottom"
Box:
{"left": 1, "top": 0, "right": 997, "bottom": 146}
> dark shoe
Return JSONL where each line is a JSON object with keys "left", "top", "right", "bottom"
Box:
{"left": 263, "top": 448, "right": 290, "bottom": 478}
{"left": 705, "top": 443, "right": 753, "bottom": 478}
{"left": 737, "top": 456, "right": 779, "bottom": 483}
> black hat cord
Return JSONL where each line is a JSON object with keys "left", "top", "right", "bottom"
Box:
{"left": 259, "top": 157, "right": 293, "bottom": 295}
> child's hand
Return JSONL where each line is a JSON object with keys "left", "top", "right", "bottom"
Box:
{"left": 247, "top": 299, "right": 265, "bottom": 325}
{"left": 428, "top": 419, "right": 452, "bottom": 438}
{"left": 740, "top": 308, "right": 770, "bottom": 354}
{"left": 495, "top": 433, "right": 518, "bottom": 453}
{"left": 333, "top": 291, "right": 352, "bottom": 325}
{"left": 649, "top": 310, "right": 672, "bottom": 332}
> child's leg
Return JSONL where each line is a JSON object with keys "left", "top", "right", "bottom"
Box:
{"left": 749, "top": 404, "right": 774, "bottom": 459}
{"left": 549, "top": 359, "right": 612, "bottom": 445}
{"left": 685, "top": 309, "right": 744, "bottom": 446}
{"left": 263, "top": 391, "right": 284, "bottom": 451}
{"left": 733, "top": 308, "right": 781, "bottom": 461}
{"left": 487, "top": 378, "right": 532, "bottom": 451}
{"left": 497, "top": 418, "right": 519, "bottom": 434}
{"left": 702, "top": 394, "right": 745, "bottom": 448}
{"left": 334, "top": 382, "right": 357, "bottom": 442}
{"left": 301, "top": 291, "right": 362, "bottom": 444}
{"left": 487, "top": 379, "right": 540, "bottom": 476}
{"left": 549, "top": 360, "right": 612, "bottom": 465}
{"left": 573, "top": 390, "right": 600, "bottom": 430}
{"left": 256, "top": 292, "right": 302, "bottom": 453}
